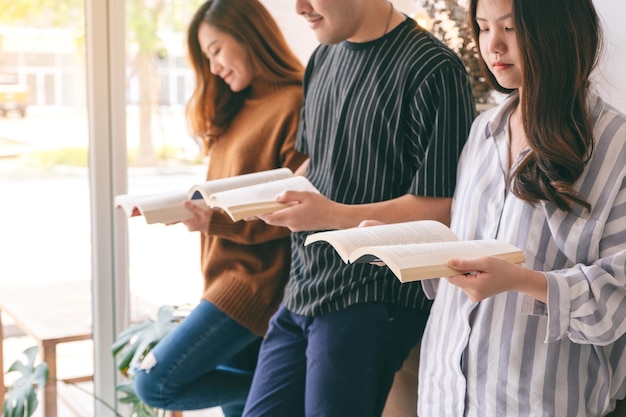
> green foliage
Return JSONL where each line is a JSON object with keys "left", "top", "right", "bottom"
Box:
{"left": 2, "top": 346, "right": 131, "bottom": 417}
{"left": 112, "top": 304, "right": 190, "bottom": 377}
{"left": 23, "top": 146, "right": 89, "bottom": 168}
{"left": 2, "top": 305, "right": 190, "bottom": 417}
{"left": 111, "top": 305, "right": 190, "bottom": 416}
{"left": 155, "top": 143, "right": 193, "bottom": 161}
{"left": 18, "top": 144, "right": 200, "bottom": 168}
{"left": 0, "top": 0, "right": 204, "bottom": 164}
{"left": 2, "top": 346, "right": 48, "bottom": 417}
{"left": 116, "top": 382, "right": 162, "bottom": 417}
{"left": 422, "top": 0, "right": 493, "bottom": 103}
{"left": 0, "top": 0, "right": 83, "bottom": 27}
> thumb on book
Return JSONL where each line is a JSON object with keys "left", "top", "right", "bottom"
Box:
{"left": 358, "top": 219, "right": 385, "bottom": 228}
{"left": 447, "top": 257, "right": 479, "bottom": 275}
{"left": 276, "top": 190, "right": 308, "bottom": 203}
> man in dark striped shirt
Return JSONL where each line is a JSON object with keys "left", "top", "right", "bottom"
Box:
{"left": 243, "top": 1, "right": 475, "bottom": 416}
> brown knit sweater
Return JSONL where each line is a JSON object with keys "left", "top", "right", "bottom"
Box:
{"left": 201, "top": 80, "right": 307, "bottom": 336}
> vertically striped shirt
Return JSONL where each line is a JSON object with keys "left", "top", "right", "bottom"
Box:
{"left": 419, "top": 92, "right": 626, "bottom": 417}
{"left": 284, "top": 17, "right": 475, "bottom": 316}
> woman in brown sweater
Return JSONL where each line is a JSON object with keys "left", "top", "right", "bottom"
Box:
{"left": 133, "top": 1, "right": 307, "bottom": 416}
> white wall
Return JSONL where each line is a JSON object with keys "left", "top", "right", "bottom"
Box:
{"left": 262, "top": 0, "right": 425, "bottom": 66}
{"left": 593, "top": 0, "right": 626, "bottom": 113}
{"left": 260, "top": 1, "right": 318, "bottom": 65}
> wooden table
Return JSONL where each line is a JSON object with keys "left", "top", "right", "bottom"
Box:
{"left": 0, "top": 281, "right": 94, "bottom": 417}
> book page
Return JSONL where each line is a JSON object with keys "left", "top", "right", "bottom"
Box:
{"left": 304, "top": 220, "right": 458, "bottom": 263}
{"left": 350, "top": 240, "right": 525, "bottom": 282}
{"left": 209, "top": 176, "right": 319, "bottom": 214}
{"left": 219, "top": 201, "right": 295, "bottom": 222}
{"left": 115, "top": 190, "right": 188, "bottom": 216}
{"left": 115, "top": 190, "right": 205, "bottom": 224}
{"left": 142, "top": 205, "right": 194, "bottom": 225}
{"left": 114, "top": 193, "right": 141, "bottom": 217}
{"left": 188, "top": 167, "right": 294, "bottom": 201}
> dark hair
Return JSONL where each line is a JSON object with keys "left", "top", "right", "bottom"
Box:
{"left": 186, "top": 0, "right": 303, "bottom": 150}
{"left": 469, "top": 0, "right": 602, "bottom": 212}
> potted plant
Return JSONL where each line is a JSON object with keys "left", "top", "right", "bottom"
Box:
{"left": 112, "top": 304, "right": 191, "bottom": 417}
{"left": 2, "top": 304, "right": 190, "bottom": 417}
{"left": 421, "top": 0, "right": 493, "bottom": 105}
{"left": 2, "top": 346, "right": 47, "bottom": 417}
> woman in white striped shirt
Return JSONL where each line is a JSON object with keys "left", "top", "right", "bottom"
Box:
{"left": 418, "top": 0, "right": 626, "bottom": 415}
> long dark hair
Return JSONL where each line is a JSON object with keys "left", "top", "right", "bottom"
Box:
{"left": 186, "top": 0, "right": 303, "bottom": 150}
{"left": 469, "top": 0, "right": 602, "bottom": 212}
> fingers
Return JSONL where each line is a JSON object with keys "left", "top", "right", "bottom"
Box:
{"left": 258, "top": 210, "right": 293, "bottom": 230}
{"left": 275, "top": 190, "right": 309, "bottom": 203}
{"left": 358, "top": 219, "right": 384, "bottom": 228}
{"left": 180, "top": 200, "right": 213, "bottom": 231}
{"left": 447, "top": 257, "right": 488, "bottom": 273}
{"left": 445, "top": 257, "right": 524, "bottom": 302}
{"left": 183, "top": 199, "right": 206, "bottom": 215}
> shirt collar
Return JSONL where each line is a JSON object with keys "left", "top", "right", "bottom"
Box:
{"left": 483, "top": 92, "right": 520, "bottom": 141}
{"left": 483, "top": 90, "right": 604, "bottom": 140}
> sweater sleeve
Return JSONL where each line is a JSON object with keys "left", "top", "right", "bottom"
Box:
{"left": 207, "top": 89, "right": 307, "bottom": 245}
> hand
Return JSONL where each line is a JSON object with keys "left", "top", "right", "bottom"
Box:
{"left": 358, "top": 219, "right": 384, "bottom": 228}
{"left": 258, "top": 190, "right": 339, "bottom": 232}
{"left": 445, "top": 256, "right": 547, "bottom": 303}
{"left": 181, "top": 200, "right": 213, "bottom": 232}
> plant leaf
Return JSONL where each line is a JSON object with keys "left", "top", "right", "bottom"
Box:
{"left": 112, "top": 304, "right": 190, "bottom": 376}
{"left": 116, "top": 382, "right": 158, "bottom": 417}
{"left": 2, "top": 346, "right": 49, "bottom": 417}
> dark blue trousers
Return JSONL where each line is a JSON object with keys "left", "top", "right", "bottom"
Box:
{"left": 243, "top": 302, "right": 429, "bottom": 417}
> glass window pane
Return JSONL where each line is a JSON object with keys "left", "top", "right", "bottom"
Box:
{"left": 120, "top": 0, "right": 320, "bottom": 312}
{"left": 0, "top": 5, "right": 94, "bottom": 416}
{"left": 124, "top": 0, "right": 204, "bottom": 309}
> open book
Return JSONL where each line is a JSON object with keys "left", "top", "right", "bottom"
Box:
{"left": 304, "top": 220, "right": 525, "bottom": 283}
{"left": 115, "top": 168, "right": 319, "bottom": 224}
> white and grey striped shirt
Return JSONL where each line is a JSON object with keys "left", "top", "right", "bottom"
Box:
{"left": 284, "top": 18, "right": 475, "bottom": 316}
{"left": 420, "top": 92, "right": 626, "bottom": 417}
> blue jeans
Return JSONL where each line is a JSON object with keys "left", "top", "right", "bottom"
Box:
{"left": 134, "top": 300, "right": 261, "bottom": 417}
{"left": 242, "top": 302, "right": 429, "bottom": 417}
